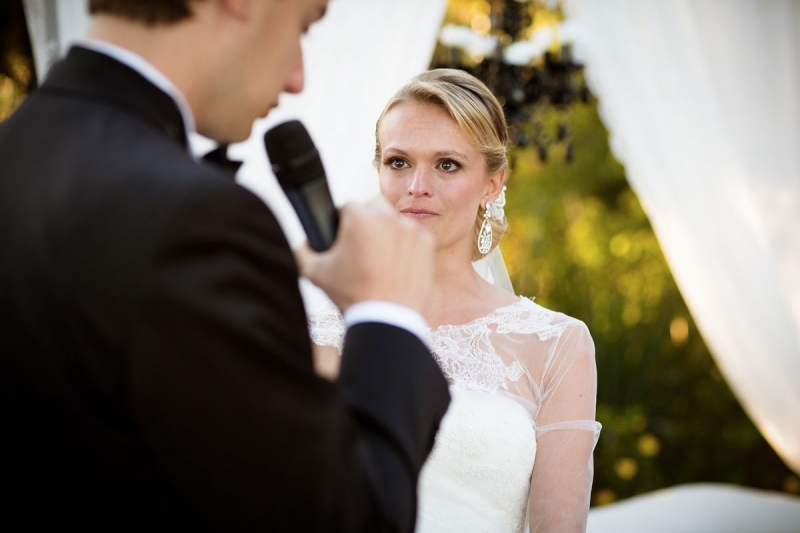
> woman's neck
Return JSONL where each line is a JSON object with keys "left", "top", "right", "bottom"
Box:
{"left": 424, "top": 244, "right": 497, "bottom": 328}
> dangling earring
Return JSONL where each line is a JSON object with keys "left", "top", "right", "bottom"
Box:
{"left": 478, "top": 202, "right": 493, "bottom": 255}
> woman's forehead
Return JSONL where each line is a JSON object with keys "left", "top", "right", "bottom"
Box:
{"left": 379, "top": 101, "right": 478, "bottom": 155}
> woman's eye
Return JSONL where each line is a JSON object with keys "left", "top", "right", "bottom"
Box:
{"left": 439, "top": 159, "right": 460, "bottom": 172}
{"left": 387, "top": 158, "right": 408, "bottom": 170}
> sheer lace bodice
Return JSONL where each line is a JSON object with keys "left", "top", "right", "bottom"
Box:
{"left": 309, "top": 297, "right": 601, "bottom": 533}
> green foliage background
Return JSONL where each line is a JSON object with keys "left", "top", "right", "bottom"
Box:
{"left": 501, "top": 101, "right": 798, "bottom": 504}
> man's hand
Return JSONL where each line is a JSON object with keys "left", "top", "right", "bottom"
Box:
{"left": 295, "top": 198, "right": 435, "bottom": 313}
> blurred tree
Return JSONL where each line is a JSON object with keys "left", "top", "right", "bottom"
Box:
{"left": 0, "top": 0, "right": 35, "bottom": 121}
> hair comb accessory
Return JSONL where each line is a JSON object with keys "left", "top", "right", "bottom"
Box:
{"left": 489, "top": 186, "right": 507, "bottom": 222}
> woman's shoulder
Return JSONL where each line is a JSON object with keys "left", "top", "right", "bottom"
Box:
{"left": 521, "top": 299, "right": 595, "bottom": 362}
{"left": 495, "top": 299, "right": 596, "bottom": 377}
{"left": 487, "top": 296, "right": 589, "bottom": 340}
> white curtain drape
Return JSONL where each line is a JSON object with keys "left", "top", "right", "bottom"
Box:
{"left": 563, "top": 0, "right": 800, "bottom": 474}
{"left": 23, "top": 0, "right": 90, "bottom": 82}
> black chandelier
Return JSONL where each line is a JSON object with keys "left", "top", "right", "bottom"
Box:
{"left": 431, "top": 0, "right": 589, "bottom": 163}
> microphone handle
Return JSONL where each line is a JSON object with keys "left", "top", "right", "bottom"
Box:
{"left": 284, "top": 175, "right": 339, "bottom": 252}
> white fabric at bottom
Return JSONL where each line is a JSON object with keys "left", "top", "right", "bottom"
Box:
{"left": 416, "top": 389, "right": 536, "bottom": 533}
{"left": 587, "top": 483, "right": 800, "bottom": 533}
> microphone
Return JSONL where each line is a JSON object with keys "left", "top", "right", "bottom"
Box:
{"left": 265, "top": 120, "right": 339, "bottom": 252}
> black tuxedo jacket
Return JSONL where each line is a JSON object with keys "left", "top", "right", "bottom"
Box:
{"left": 0, "top": 47, "right": 449, "bottom": 531}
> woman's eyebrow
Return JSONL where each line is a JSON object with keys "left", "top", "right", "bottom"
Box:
{"left": 382, "top": 148, "right": 469, "bottom": 160}
{"left": 432, "top": 150, "right": 468, "bottom": 160}
{"left": 381, "top": 147, "right": 410, "bottom": 156}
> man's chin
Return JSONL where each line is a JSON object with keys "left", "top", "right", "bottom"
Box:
{"left": 197, "top": 122, "right": 254, "bottom": 145}
{"left": 261, "top": 102, "right": 279, "bottom": 118}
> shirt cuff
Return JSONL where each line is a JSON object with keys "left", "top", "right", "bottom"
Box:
{"left": 344, "top": 301, "right": 431, "bottom": 348}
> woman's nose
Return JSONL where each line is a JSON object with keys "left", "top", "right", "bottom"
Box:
{"left": 408, "top": 168, "right": 433, "bottom": 196}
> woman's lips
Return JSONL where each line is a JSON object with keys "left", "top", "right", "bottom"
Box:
{"left": 401, "top": 208, "right": 438, "bottom": 219}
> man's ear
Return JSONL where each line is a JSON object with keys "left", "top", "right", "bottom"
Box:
{"left": 219, "top": 0, "right": 251, "bottom": 21}
{"left": 483, "top": 167, "right": 507, "bottom": 204}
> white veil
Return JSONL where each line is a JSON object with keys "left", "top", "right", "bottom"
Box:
{"left": 472, "top": 247, "right": 514, "bottom": 293}
{"left": 473, "top": 185, "right": 514, "bottom": 293}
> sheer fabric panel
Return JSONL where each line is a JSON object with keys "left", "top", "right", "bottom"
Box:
{"left": 563, "top": 0, "right": 800, "bottom": 474}
{"left": 499, "top": 308, "right": 600, "bottom": 533}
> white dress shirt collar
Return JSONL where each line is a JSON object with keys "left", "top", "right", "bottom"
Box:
{"left": 78, "top": 39, "right": 197, "bottom": 142}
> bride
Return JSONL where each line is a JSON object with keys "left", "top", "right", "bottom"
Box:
{"left": 309, "top": 69, "right": 601, "bottom": 533}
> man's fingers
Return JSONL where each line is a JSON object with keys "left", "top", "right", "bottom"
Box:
{"left": 292, "top": 198, "right": 436, "bottom": 313}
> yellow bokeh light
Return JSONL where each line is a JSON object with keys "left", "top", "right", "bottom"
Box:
{"left": 471, "top": 14, "right": 491, "bottom": 35}
{"left": 11, "top": 57, "right": 31, "bottom": 87}
{"left": 0, "top": 76, "right": 21, "bottom": 121}
{"left": 470, "top": 0, "right": 491, "bottom": 17}
{"left": 615, "top": 457, "right": 639, "bottom": 480}
{"left": 783, "top": 475, "right": 800, "bottom": 494}
{"left": 670, "top": 316, "right": 689, "bottom": 346}
{"left": 593, "top": 488, "right": 617, "bottom": 506}
{"left": 0, "top": 76, "right": 13, "bottom": 99}
{"left": 638, "top": 433, "right": 661, "bottom": 457}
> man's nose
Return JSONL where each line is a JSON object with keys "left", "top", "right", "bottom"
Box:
{"left": 284, "top": 53, "right": 305, "bottom": 94}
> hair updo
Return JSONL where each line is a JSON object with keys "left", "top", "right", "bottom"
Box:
{"left": 374, "top": 69, "right": 509, "bottom": 260}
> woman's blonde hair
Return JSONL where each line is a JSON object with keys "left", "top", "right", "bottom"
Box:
{"left": 374, "top": 69, "right": 509, "bottom": 260}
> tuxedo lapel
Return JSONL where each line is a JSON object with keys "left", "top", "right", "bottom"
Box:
{"left": 39, "top": 46, "right": 188, "bottom": 151}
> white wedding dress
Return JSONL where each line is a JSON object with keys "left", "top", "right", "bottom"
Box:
{"left": 309, "top": 296, "right": 601, "bottom": 533}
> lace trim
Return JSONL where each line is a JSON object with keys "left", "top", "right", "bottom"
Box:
{"left": 307, "top": 297, "right": 567, "bottom": 393}
{"left": 308, "top": 304, "right": 345, "bottom": 354}
{"left": 432, "top": 298, "right": 565, "bottom": 393}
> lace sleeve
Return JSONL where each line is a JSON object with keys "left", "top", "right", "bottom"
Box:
{"left": 526, "top": 319, "right": 600, "bottom": 533}
{"left": 307, "top": 300, "right": 345, "bottom": 354}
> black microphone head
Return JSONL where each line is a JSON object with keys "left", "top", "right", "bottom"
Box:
{"left": 264, "top": 120, "right": 324, "bottom": 189}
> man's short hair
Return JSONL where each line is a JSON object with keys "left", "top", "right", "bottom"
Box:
{"left": 88, "top": 0, "right": 204, "bottom": 26}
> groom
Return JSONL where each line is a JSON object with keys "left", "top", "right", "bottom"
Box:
{"left": 0, "top": 0, "right": 449, "bottom": 530}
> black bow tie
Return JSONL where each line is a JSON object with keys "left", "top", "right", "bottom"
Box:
{"left": 201, "top": 144, "right": 243, "bottom": 178}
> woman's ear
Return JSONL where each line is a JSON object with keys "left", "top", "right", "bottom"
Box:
{"left": 483, "top": 167, "right": 507, "bottom": 204}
